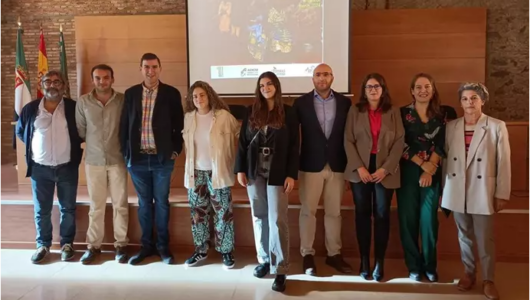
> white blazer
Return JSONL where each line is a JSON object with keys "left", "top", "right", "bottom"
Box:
{"left": 441, "top": 114, "right": 511, "bottom": 215}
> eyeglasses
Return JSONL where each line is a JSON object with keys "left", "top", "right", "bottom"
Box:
{"left": 42, "top": 80, "right": 64, "bottom": 87}
{"left": 365, "top": 84, "right": 381, "bottom": 91}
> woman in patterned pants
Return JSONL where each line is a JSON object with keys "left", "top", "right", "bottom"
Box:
{"left": 182, "top": 81, "right": 240, "bottom": 269}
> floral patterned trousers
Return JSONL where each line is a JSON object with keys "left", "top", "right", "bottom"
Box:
{"left": 188, "top": 170, "right": 235, "bottom": 254}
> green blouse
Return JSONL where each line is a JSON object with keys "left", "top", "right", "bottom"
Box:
{"left": 400, "top": 103, "right": 447, "bottom": 162}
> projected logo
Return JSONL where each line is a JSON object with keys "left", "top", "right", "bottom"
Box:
{"left": 272, "top": 66, "right": 286, "bottom": 76}
{"left": 240, "top": 68, "right": 259, "bottom": 78}
{"left": 216, "top": 66, "right": 224, "bottom": 78}
{"left": 305, "top": 65, "right": 316, "bottom": 75}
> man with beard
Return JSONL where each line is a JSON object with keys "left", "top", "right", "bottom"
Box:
{"left": 120, "top": 53, "right": 184, "bottom": 265}
{"left": 293, "top": 63, "right": 352, "bottom": 275}
{"left": 16, "top": 70, "right": 83, "bottom": 263}
{"left": 76, "top": 64, "right": 129, "bottom": 264}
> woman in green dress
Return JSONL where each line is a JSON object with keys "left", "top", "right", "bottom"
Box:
{"left": 397, "top": 73, "right": 447, "bottom": 282}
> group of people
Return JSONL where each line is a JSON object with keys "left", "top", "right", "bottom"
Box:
{"left": 16, "top": 52, "right": 510, "bottom": 299}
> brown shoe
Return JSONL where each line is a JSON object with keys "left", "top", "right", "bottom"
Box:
{"left": 483, "top": 281, "right": 500, "bottom": 300}
{"left": 457, "top": 273, "right": 476, "bottom": 291}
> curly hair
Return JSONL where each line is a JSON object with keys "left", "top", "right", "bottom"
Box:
{"left": 184, "top": 81, "right": 230, "bottom": 113}
{"left": 249, "top": 71, "right": 285, "bottom": 130}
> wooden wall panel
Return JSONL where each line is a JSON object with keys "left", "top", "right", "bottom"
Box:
{"left": 351, "top": 8, "right": 486, "bottom": 118}
{"left": 74, "top": 15, "right": 187, "bottom": 39}
{"left": 507, "top": 124, "right": 529, "bottom": 191}
{"left": 75, "top": 15, "right": 187, "bottom": 97}
{"left": 350, "top": 8, "right": 487, "bottom": 35}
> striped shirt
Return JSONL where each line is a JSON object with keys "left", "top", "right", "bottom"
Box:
{"left": 464, "top": 124, "right": 475, "bottom": 155}
{"left": 141, "top": 82, "right": 159, "bottom": 151}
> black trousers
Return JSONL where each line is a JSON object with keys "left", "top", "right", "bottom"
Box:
{"left": 351, "top": 154, "right": 394, "bottom": 260}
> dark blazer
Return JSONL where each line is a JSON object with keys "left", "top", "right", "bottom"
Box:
{"left": 234, "top": 104, "right": 300, "bottom": 186}
{"left": 16, "top": 98, "right": 83, "bottom": 177}
{"left": 293, "top": 90, "right": 351, "bottom": 173}
{"left": 120, "top": 82, "right": 184, "bottom": 165}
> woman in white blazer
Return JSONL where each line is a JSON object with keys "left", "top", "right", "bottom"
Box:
{"left": 441, "top": 83, "right": 510, "bottom": 300}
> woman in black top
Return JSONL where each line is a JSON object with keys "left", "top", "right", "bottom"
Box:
{"left": 235, "top": 71, "right": 299, "bottom": 292}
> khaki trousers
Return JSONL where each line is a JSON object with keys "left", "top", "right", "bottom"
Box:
{"left": 299, "top": 164, "right": 344, "bottom": 256}
{"left": 85, "top": 164, "right": 129, "bottom": 249}
{"left": 453, "top": 212, "right": 495, "bottom": 281}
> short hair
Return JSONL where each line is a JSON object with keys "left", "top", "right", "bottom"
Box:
{"left": 91, "top": 64, "right": 114, "bottom": 79}
{"left": 458, "top": 82, "right": 489, "bottom": 103}
{"left": 42, "top": 70, "right": 66, "bottom": 84}
{"left": 140, "top": 53, "right": 161, "bottom": 67}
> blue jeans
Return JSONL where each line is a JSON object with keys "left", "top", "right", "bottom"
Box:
{"left": 128, "top": 154, "right": 174, "bottom": 251}
{"left": 30, "top": 163, "right": 79, "bottom": 248}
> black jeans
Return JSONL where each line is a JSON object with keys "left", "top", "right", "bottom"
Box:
{"left": 351, "top": 154, "right": 394, "bottom": 260}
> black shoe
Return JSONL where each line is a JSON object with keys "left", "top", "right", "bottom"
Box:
{"left": 115, "top": 247, "right": 128, "bottom": 264}
{"left": 80, "top": 248, "right": 101, "bottom": 264}
{"left": 272, "top": 275, "right": 287, "bottom": 292}
{"left": 128, "top": 247, "right": 155, "bottom": 265}
{"left": 253, "top": 263, "right": 270, "bottom": 278}
{"left": 409, "top": 271, "right": 422, "bottom": 281}
{"left": 325, "top": 254, "right": 352, "bottom": 274}
{"left": 185, "top": 252, "right": 208, "bottom": 267}
{"left": 303, "top": 255, "right": 317, "bottom": 276}
{"left": 222, "top": 252, "right": 235, "bottom": 269}
{"left": 158, "top": 248, "right": 174, "bottom": 264}
{"left": 425, "top": 271, "right": 438, "bottom": 282}
{"left": 359, "top": 256, "right": 370, "bottom": 280}
{"left": 31, "top": 246, "right": 50, "bottom": 264}
{"left": 372, "top": 259, "right": 384, "bottom": 282}
{"left": 61, "top": 244, "right": 75, "bottom": 261}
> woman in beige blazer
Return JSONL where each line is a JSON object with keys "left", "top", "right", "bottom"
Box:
{"left": 344, "top": 73, "right": 404, "bottom": 281}
{"left": 442, "top": 83, "right": 511, "bottom": 300}
{"left": 182, "top": 81, "right": 240, "bottom": 269}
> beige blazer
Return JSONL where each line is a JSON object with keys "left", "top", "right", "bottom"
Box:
{"left": 441, "top": 114, "right": 511, "bottom": 215}
{"left": 344, "top": 105, "right": 405, "bottom": 189}
{"left": 182, "top": 109, "right": 240, "bottom": 190}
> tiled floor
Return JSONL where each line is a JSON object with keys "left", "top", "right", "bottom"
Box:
{"left": 1, "top": 249, "right": 528, "bottom": 300}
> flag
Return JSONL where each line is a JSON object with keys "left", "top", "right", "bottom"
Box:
{"left": 59, "top": 26, "right": 70, "bottom": 98}
{"left": 36, "top": 27, "right": 48, "bottom": 99}
{"left": 15, "top": 24, "right": 31, "bottom": 117}
{"left": 14, "top": 22, "right": 32, "bottom": 149}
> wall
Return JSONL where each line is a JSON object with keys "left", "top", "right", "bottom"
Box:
{"left": 1, "top": 0, "right": 528, "bottom": 164}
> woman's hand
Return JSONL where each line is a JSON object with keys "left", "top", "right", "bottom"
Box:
{"left": 371, "top": 168, "right": 387, "bottom": 183}
{"left": 357, "top": 167, "right": 373, "bottom": 184}
{"left": 421, "top": 161, "right": 437, "bottom": 176}
{"left": 284, "top": 177, "right": 295, "bottom": 194}
{"left": 419, "top": 172, "right": 432, "bottom": 187}
{"left": 494, "top": 198, "right": 508, "bottom": 212}
{"left": 237, "top": 172, "right": 248, "bottom": 187}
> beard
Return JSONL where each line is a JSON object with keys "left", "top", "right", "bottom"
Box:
{"left": 45, "top": 88, "right": 61, "bottom": 100}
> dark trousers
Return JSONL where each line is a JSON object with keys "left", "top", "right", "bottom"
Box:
{"left": 396, "top": 160, "right": 440, "bottom": 273}
{"left": 128, "top": 154, "right": 174, "bottom": 251}
{"left": 30, "top": 163, "right": 79, "bottom": 248}
{"left": 350, "top": 154, "right": 394, "bottom": 260}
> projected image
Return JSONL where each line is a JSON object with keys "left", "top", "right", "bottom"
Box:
{"left": 209, "top": 0, "right": 323, "bottom": 78}
{"left": 188, "top": 0, "right": 350, "bottom": 94}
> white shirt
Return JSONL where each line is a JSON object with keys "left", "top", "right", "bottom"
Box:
{"left": 31, "top": 99, "right": 71, "bottom": 166}
{"left": 193, "top": 110, "right": 214, "bottom": 170}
